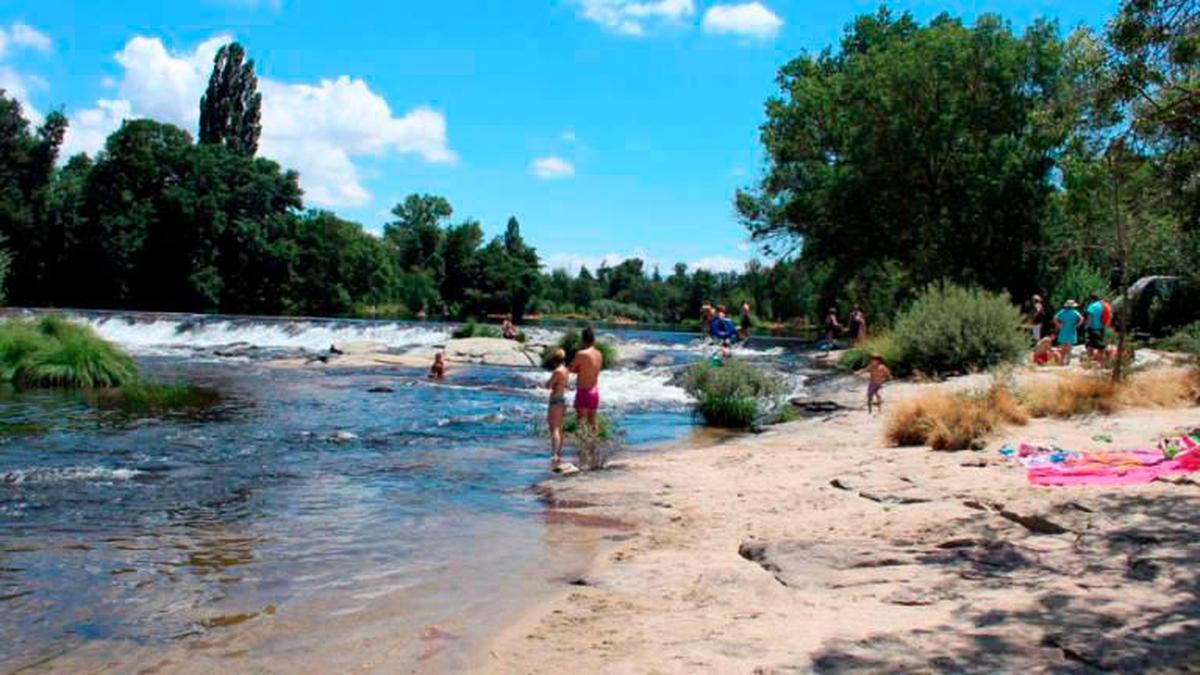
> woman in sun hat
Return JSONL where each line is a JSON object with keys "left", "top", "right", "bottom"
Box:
{"left": 1054, "top": 299, "right": 1084, "bottom": 365}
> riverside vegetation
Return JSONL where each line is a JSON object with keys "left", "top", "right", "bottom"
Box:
{"left": 0, "top": 316, "right": 218, "bottom": 413}
{"left": 683, "top": 360, "right": 786, "bottom": 428}
{"left": 1, "top": 0, "right": 1196, "bottom": 339}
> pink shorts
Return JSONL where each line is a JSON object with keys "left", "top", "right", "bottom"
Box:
{"left": 574, "top": 387, "right": 600, "bottom": 411}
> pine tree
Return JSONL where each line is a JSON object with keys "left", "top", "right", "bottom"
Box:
{"left": 199, "top": 42, "right": 262, "bottom": 156}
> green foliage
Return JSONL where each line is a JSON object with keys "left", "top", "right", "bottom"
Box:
{"left": 452, "top": 321, "right": 502, "bottom": 339}
{"left": 682, "top": 360, "right": 785, "bottom": 428}
{"left": 563, "top": 414, "right": 617, "bottom": 440}
{"left": 588, "top": 299, "right": 652, "bottom": 322}
{"left": 541, "top": 330, "right": 618, "bottom": 370}
{"left": 839, "top": 333, "right": 907, "bottom": 376}
{"left": 891, "top": 283, "right": 1027, "bottom": 376}
{"left": 1049, "top": 262, "right": 1113, "bottom": 309}
{"left": 0, "top": 316, "right": 137, "bottom": 388}
{"left": 739, "top": 9, "right": 1071, "bottom": 311}
{"left": 93, "top": 381, "right": 223, "bottom": 414}
{"left": 1159, "top": 322, "right": 1200, "bottom": 355}
{"left": 0, "top": 247, "right": 9, "bottom": 305}
{"left": 199, "top": 42, "right": 262, "bottom": 156}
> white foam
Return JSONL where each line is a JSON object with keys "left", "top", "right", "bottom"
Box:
{"left": 519, "top": 367, "right": 692, "bottom": 409}
{"left": 2, "top": 466, "right": 144, "bottom": 485}
{"left": 83, "top": 316, "right": 451, "bottom": 355}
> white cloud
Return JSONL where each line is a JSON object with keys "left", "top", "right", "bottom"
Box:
{"left": 61, "top": 34, "right": 456, "bottom": 207}
{"left": 0, "top": 22, "right": 53, "bottom": 123}
{"left": 0, "top": 66, "right": 38, "bottom": 121}
{"left": 530, "top": 155, "right": 575, "bottom": 180}
{"left": 577, "top": 0, "right": 695, "bottom": 36}
{"left": 9, "top": 23, "right": 52, "bottom": 53}
{"left": 701, "top": 2, "right": 783, "bottom": 39}
{"left": 561, "top": 129, "right": 577, "bottom": 143}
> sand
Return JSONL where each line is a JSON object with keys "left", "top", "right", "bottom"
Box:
{"left": 481, "top": 372, "right": 1200, "bottom": 673}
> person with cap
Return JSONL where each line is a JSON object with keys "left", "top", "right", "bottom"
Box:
{"left": 822, "top": 307, "right": 841, "bottom": 352}
{"left": 1054, "top": 299, "right": 1085, "bottom": 365}
{"left": 1028, "top": 294, "right": 1046, "bottom": 343}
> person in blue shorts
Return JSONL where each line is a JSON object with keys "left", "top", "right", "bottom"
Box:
{"left": 1084, "top": 293, "right": 1108, "bottom": 364}
{"left": 1054, "top": 299, "right": 1084, "bottom": 365}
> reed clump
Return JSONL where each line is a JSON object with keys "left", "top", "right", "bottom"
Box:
{"left": 886, "top": 384, "right": 1029, "bottom": 451}
{"left": 0, "top": 316, "right": 137, "bottom": 388}
{"left": 888, "top": 368, "right": 1200, "bottom": 451}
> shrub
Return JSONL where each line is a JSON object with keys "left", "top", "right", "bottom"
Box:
{"left": 1159, "top": 322, "right": 1200, "bottom": 355}
{"left": 589, "top": 299, "right": 653, "bottom": 323}
{"left": 0, "top": 316, "right": 138, "bottom": 388}
{"left": 682, "top": 360, "right": 785, "bottom": 428}
{"left": 1049, "top": 262, "right": 1113, "bottom": 311}
{"left": 0, "top": 320, "right": 45, "bottom": 381}
{"left": 452, "top": 321, "right": 502, "bottom": 339}
{"left": 891, "top": 283, "right": 1025, "bottom": 376}
{"left": 541, "top": 330, "right": 618, "bottom": 370}
{"left": 839, "top": 333, "right": 906, "bottom": 375}
{"left": 92, "top": 381, "right": 223, "bottom": 414}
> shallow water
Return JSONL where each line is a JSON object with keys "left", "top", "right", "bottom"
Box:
{"left": 0, "top": 314, "right": 808, "bottom": 671}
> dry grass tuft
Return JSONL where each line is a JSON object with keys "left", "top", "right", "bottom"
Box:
{"left": 1116, "top": 369, "right": 1199, "bottom": 408}
{"left": 1024, "top": 374, "right": 1119, "bottom": 418}
{"left": 886, "top": 385, "right": 1027, "bottom": 451}
{"left": 888, "top": 367, "right": 1200, "bottom": 452}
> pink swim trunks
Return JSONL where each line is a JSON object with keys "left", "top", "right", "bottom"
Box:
{"left": 574, "top": 387, "right": 600, "bottom": 411}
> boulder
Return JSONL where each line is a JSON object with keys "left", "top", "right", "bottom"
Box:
{"left": 434, "top": 337, "right": 541, "bottom": 368}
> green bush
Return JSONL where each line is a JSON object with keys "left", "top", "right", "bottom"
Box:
{"left": 452, "top": 321, "right": 502, "bottom": 339}
{"left": 93, "top": 381, "right": 223, "bottom": 414}
{"left": 588, "top": 299, "right": 653, "bottom": 323}
{"left": 839, "top": 333, "right": 907, "bottom": 376}
{"left": 891, "top": 283, "right": 1026, "bottom": 376}
{"left": 682, "top": 360, "right": 785, "bottom": 428}
{"left": 1159, "top": 322, "right": 1200, "bottom": 355}
{"left": 1049, "top": 262, "right": 1113, "bottom": 310}
{"left": 0, "top": 316, "right": 138, "bottom": 388}
{"left": 563, "top": 414, "right": 618, "bottom": 440}
{"left": 541, "top": 329, "right": 618, "bottom": 370}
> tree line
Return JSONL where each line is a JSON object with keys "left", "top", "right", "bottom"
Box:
{"left": 0, "top": 1, "right": 1195, "bottom": 330}
{"left": 738, "top": 0, "right": 1197, "bottom": 330}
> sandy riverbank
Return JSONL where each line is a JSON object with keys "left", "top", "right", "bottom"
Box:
{"left": 481, "top": 370, "right": 1200, "bottom": 673}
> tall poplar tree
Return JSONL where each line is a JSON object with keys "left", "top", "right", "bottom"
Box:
{"left": 199, "top": 42, "right": 263, "bottom": 156}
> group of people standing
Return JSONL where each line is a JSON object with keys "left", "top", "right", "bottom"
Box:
{"left": 822, "top": 304, "right": 868, "bottom": 350}
{"left": 700, "top": 302, "right": 754, "bottom": 343}
{"left": 1029, "top": 293, "right": 1115, "bottom": 366}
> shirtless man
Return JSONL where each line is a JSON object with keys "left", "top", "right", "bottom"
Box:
{"left": 570, "top": 326, "right": 604, "bottom": 433}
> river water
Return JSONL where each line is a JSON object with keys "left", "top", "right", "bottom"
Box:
{"left": 0, "top": 313, "right": 809, "bottom": 671}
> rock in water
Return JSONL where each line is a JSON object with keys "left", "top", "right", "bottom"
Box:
{"left": 328, "top": 431, "right": 358, "bottom": 443}
{"left": 367, "top": 386, "right": 395, "bottom": 393}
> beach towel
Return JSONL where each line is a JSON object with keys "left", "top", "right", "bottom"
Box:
{"left": 1005, "top": 436, "right": 1200, "bottom": 487}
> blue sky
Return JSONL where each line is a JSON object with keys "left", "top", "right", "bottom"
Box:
{"left": 1, "top": 0, "right": 1118, "bottom": 273}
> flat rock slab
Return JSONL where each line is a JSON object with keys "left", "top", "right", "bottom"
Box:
{"left": 416, "top": 337, "right": 541, "bottom": 367}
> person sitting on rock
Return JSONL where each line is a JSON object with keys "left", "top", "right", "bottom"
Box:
{"left": 501, "top": 317, "right": 519, "bottom": 340}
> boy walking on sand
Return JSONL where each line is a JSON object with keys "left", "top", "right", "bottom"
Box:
{"left": 857, "top": 353, "right": 891, "bottom": 414}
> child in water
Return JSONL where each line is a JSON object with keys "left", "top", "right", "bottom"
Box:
{"left": 429, "top": 352, "right": 446, "bottom": 379}
{"left": 546, "top": 348, "right": 569, "bottom": 469}
{"left": 857, "top": 353, "right": 891, "bottom": 414}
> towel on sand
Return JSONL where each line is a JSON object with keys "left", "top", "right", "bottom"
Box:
{"left": 1015, "top": 437, "right": 1200, "bottom": 487}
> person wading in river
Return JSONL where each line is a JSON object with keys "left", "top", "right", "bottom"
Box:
{"left": 570, "top": 327, "right": 604, "bottom": 433}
